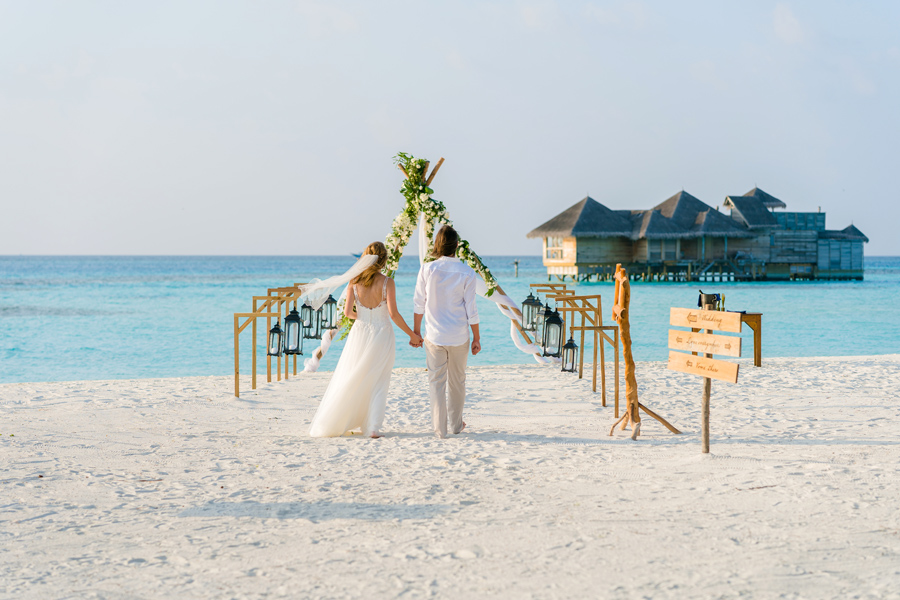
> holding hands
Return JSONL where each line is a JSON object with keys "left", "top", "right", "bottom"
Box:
{"left": 409, "top": 331, "right": 423, "bottom": 348}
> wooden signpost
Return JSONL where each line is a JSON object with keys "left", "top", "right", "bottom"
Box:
{"left": 667, "top": 306, "right": 743, "bottom": 453}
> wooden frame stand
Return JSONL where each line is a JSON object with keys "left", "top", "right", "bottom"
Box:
{"left": 530, "top": 284, "right": 620, "bottom": 408}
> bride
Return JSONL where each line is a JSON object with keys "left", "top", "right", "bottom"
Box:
{"left": 309, "top": 241, "right": 422, "bottom": 438}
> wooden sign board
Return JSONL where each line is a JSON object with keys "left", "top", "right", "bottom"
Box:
{"left": 667, "top": 351, "right": 739, "bottom": 384}
{"left": 669, "top": 307, "right": 742, "bottom": 333}
{"left": 668, "top": 330, "right": 741, "bottom": 358}
{"left": 667, "top": 305, "right": 746, "bottom": 453}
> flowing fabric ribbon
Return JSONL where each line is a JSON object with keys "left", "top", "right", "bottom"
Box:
{"left": 299, "top": 255, "right": 377, "bottom": 373}
{"left": 297, "top": 255, "right": 377, "bottom": 311}
{"left": 473, "top": 279, "right": 558, "bottom": 365}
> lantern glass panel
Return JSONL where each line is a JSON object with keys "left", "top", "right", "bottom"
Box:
{"left": 313, "top": 308, "right": 324, "bottom": 340}
{"left": 284, "top": 308, "right": 303, "bottom": 355}
{"left": 321, "top": 295, "right": 338, "bottom": 330}
{"left": 561, "top": 337, "right": 578, "bottom": 372}
{"left": 534, "top": 303, "right": 547, "bottom": 344}
{"left": 521, "top": 293, "right": 538, "bottom": 331}
{"left": 267, "top": 321, "right": 283, "bottom": 356}
{"left": 301, "top": 302, "right": 315, "bottom": 339}
{"left": 542, "top": 310, "right": 563, "bottom": 357}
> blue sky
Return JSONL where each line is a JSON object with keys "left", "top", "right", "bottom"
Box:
{"left": 1, "top": 1, "right": 898, "bottom": 255}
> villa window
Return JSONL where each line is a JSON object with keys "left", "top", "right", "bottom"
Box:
{"left": 545, "top": 237, "right": 564, "bottom": 260}
{"left": 649, "top": 239, "right": 677, "bottom": 261}
{"left": 665, "top": 240, "right": 676, "bottom": 260}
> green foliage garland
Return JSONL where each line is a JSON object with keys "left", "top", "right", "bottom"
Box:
{"left": 337, "top": 152, "right": 499, "bottom": 340}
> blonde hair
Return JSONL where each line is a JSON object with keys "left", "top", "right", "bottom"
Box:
{"left": 432, "top": 225, "right": 459, "bottom": 258}
{"left": 354, "top": 241, "right": 388, "bottom": 287}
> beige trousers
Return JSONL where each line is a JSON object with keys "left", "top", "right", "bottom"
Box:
{"left": 424, "top": 340, "right": 469, "bottom": 438}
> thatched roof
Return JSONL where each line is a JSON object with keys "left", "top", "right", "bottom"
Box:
{"left": 632, "top": 208, "right": 685, "bottom": 239}
{"left": 724, "top": 195, "right": 778, "bottom": 229}
{"left": 526, "top": 196, "right": 633, "bottom": 239}
{"left": 742, "top": 187, "right": 786, "bottom": 209}
{"left": 820, "top": 224, "right": 869, "bottom": 243}
{"left": 529, "top": 191, "right": 758, "bottom": 241}
{"left": 635, "top": 191, "right": 755, "bottom": 239}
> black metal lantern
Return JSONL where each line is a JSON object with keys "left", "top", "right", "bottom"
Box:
{"left": 300, "top": 302, "right": 315, "bottom": 339}
{"left": 284, "top": 307, "right": 303, "bottom": 355}
{"left": 521, "top": 292, "right": 540, "bottom": 331}
{"left": 561, "top": 336, "right": 578, "bottom": 372}
{"left": 320, "top": 294, "right": 338, "bottom": 330}
{"left": 534, "top": 303, "right": 552, "bottom": 346}
{"left": 267, "top": 320, "right": 284, "bottom": 357}
{"left": 542, "top": 309, "right": 564, "bottom": 358}
{"left": 311, "top": 307, "right": 324, "bottom": 340}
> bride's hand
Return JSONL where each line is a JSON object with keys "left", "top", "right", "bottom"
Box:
{"left": 409, "top": 332, "right": 423, "bottom": 347}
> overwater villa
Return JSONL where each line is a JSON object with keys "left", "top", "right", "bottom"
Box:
{"left": 527, "top": 188, "right": 868, "bottom": 282}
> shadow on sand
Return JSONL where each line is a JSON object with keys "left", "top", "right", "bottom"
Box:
{"left": 179, "top": 500, "right": 455, "bottom": 522}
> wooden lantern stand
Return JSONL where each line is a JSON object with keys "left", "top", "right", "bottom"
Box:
{"left": 529, "top": 284, "right": 620, "bottom": 407}
{"left": 607, "top": 264, "right": 681, "bottom": 440}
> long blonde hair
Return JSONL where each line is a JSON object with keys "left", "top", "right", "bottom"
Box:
{"left": 353, "top": 241, "right": 388, "bottom": 287}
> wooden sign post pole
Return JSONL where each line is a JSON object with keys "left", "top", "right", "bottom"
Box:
{"left": 702, "top": 375, "right": 711, "bottom": 453}
{"left": 701, "top": 303, "right": 713, "bottom": 454}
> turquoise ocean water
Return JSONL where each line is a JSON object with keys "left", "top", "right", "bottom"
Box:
{"left": 1, "top": 255, "right": 898, "bottom": 384}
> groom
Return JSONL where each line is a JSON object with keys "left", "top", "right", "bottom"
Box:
{"left": 412, "top": 225, "right": 481, "bottom": 439}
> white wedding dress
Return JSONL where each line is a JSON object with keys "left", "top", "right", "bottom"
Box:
{"left": 308, "top": 278, "right": 395, "bottom": 437}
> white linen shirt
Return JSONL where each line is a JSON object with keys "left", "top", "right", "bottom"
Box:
{"left": 413, "top": 256, "right": 479, "bottom": 347}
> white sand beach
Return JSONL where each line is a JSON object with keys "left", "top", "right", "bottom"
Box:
{"left": 2, "top": 355, "right": 900, "bottom": 599}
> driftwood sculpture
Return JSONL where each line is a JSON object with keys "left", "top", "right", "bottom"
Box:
{"left": 608, "top": 264, "right": 681, "bottom": 440}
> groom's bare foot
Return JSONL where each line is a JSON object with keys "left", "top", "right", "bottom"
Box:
{"left": 454, "top": 421, "right": 466, "bottom": 434}
{"left": 369, "top": 432, "right": 383, "bottom": 439}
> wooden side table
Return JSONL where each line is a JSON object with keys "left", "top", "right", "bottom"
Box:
{"left": 740, "top": 312, "right": 762, "bottom": 367}
{"left": 691, "top": 311, "right": 762, "bottom": 367}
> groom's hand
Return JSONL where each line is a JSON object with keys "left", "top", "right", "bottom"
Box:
{"left": 411, "top": 330, "right": 423, "bottom": 348}
{"left": 471, "top": 339, "right": 481, "bottom": 356}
